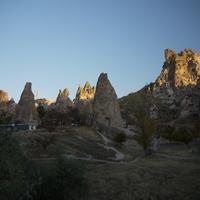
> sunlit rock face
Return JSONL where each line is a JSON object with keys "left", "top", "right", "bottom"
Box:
{"left": 92, "top": 73, "right": 123, "bottom": 128}
{"left": 55, "top": 88, "right": 75, "bottom": 112}
{"left": 149, "top": 48, "right": 200, "bottom": 99}
{"left": 146, "top": 49, "right": 200, "bottom": 120}
{"left": 74, "top": 82, "right": 96, "bottom": 125}
{"left": 35, "top": 98, "right": 55, "bottom": 109}
{"left": 0, "top": 90, "right": 9, "bottom": 104}
{"left": 75, "top": 82, "right": 96, "bottom": 100}
{"left": 11, "top": 82, "right": 40, "bottom": 124}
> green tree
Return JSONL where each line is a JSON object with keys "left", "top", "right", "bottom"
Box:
{"left": 37, "top": 105, "right": 45, "bottom": 119}
{"left": 36, "top": 132, "right": 56, "bottom": 150}
{"left": 113, "top": 131, "right": 127, "bottom": 148}
{"left": 0, "top": 128, "right": 41, "bottom": 200}
{"left": 131, "top": 96, "right": 157, "bottom": 152}
{"left": 133, "top": 117, "right": 157, "bottom": 151}
{"left": 39, "top": 149, "right": 89, "bottom": 200}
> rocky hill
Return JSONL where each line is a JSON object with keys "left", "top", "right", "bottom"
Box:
{"left": 119, "top": 48, "right": 200, "bottom": 131}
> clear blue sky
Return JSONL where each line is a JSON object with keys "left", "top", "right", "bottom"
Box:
{"left": 1, "top": 0, "right": 200, "bottom": 102}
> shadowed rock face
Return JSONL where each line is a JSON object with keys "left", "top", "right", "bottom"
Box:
{"left": 55, "top": 88, "right": 75, "bottom": 112}
{"left": 92, "top": 73, "right": 123, "bottom": 128}
{"left": 11, "top": 82, "right": 40, "bottom": 124}
{"left": 74, "top": 82, "right": 96, "bottom": 125}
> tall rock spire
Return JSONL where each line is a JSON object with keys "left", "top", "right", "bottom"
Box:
{"left": 11, "top": 82, "right": 40, "bottom": 124}
{"left": 92, "top": 73, "right": 123, "bottom": 128}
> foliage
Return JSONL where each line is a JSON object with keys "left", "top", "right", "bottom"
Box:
{"left": 0, "top": 128, "right": 41, "bottom": 199}
{"left": 36, "top": 133, "right": 56, "bottom": 150}
{"left": 162, "top": 126, "right": 194, "bottom": 148}
{"left": 37, "top": 105, "right": 45, "bottom": 119}
{"left": 0, "top": 128, "right": 89, "bottom": 200}
{"left": 38, "top": 149, "right": 89, "bottom": 200}
{"left": 113, "top": 131, "right": 127, "bottom": 148}
{"left": 130, "top": 96, "right": 157, "bottom": 151}
{"left": 133, "top": 117, "right": 157, "bottom": 151}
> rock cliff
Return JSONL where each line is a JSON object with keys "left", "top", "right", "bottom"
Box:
{"left": 120, "top": 48, "right": 200, "bottom": 129}
{"left": 11, "top": 82, "right": 40, "bottom": 124}
{"left": 92, "top": 73, "right": 123, "bottom": 128}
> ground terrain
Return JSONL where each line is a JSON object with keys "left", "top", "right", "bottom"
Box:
{"left": 15, "top": 126, "right": 200, "bottom": 200}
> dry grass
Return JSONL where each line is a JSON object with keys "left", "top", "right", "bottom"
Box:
{"left": 85, "top": 157, "right": 200, "bottom": 200}
{"left": 14, "top": 127, "right": 200, "bottom": 200}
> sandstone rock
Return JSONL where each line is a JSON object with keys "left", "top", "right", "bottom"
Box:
{"left": 11, "top": 82, "right": 40, "bottom": 124}
{"left": 55, "top": 88, "right": 75, "bottom": 112}
{"left": 178, "top": 94, "right": 199, "bottom": 118}
{"left": 74, "top": 82, "right": 96, "bottom": 125}
{"left": 0, "top": 90, "right": 9, "bottom": 106}
{"left": 150, "top": 48, "right": 200, "bottom": 99}
{"left": 35, "top": 98, "right": 55, "bottom": 109}
{"left": 75, "top": 82, "right": 96, "bottom": 100}
{"left": 120, "top": 48, "right": 200, "bottom": 127}
{"left": 92, "top": 73, "right": 123, "bottom": 128}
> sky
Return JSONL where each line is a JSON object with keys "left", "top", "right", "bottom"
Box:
{"left": 1, "top": 0, "right": 200, "bottom": 103}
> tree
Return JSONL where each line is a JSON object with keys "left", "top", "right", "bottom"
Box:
{"left": 39, "top": 149, "right": 89, "bottom": 200}
{"left": 0, "top": 128, "right": 41, "bottom": 199}
{"left": 113, "top": 131, "right": 127, "bottom": 148}
{"left": 133, "top": 117, "right": 157, "bottom": 151}
{"left": 162, "top": 126, "right": 193, "bottom": 148}
{"left": 37, "top": 105, "right": 45, "bottom": 119}
{"left": 131, "top": 96, "right": 157, "bottom": 152}
{"left": 36, "top": 132, "right": 56, "bottom": 150}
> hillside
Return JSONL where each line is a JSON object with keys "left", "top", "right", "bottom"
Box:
{"left": 7, "top": 126, "right": 200, "bottom": 199}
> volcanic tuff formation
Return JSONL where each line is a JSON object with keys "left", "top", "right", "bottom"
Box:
{"left": 149, "top": 48, "right": 200, "bottom": 99}
{"left": 75, "top": 81, "right": 96, "bottom": 100}
{"left": 55, "top": 88, "right": 75, "bottom": 112}
{"left": 92, "top": 73, "right": 123, "bottom": 128}
{"left": 120, "top": 48, "right": 200, "bottom": 127}
{"left": 0, "top": 90, "right": 16, "bottom": 119}
{"left": 11, "top": 82, "right": 40, "bottom": 124}
{"left": 74, "top": 82, "right": 96, "bottom": 125}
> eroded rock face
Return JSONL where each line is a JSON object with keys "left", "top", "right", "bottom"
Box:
{"left": 150, "top": 48, "right": 200, "bottom": 98}
{"left": 92, "top": 73, "right": 123, "bottom": 128}
{"left": 0, "top": 90, "right": 9, "bottom": 106}
{"left": 11, "top": 82, "right": 40, "bottom": 124}
{"left": 145, "top": 48, "right": 200, "bottom": 120}
{"left": 75, "top": 82, "right": 96, "bottom": 100}
{"left": 74, "top": 82, "right": 96, "bottom": 125}
{"left": 55, "top": 88, "right": 75, "bottom": 112}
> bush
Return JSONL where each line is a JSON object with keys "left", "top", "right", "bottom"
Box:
{"left": 0, "top": 128, "right": 41, "bottom": 199}
{"left": 38, "top": 150, "right": 89, "bottom": 200}
{"left": 113, "top": 131, "right": 127, "bottom": 148}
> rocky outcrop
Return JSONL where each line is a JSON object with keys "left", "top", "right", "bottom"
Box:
{"left": 74, "top": 82, "right": 96, "bottom": 125}
{"left": 11, "top": 82, "right": 40, "bottom": 124}
{"left": 0, "top": 90, "right": 9, "bottom": 106}
{"left": 120, "top": 48, "right": 200, "bottom": 128}
{"left": 92, "top": 73, "right": 123, "bottom": 128}
{"left": 75, "top": 82, "right": 96, "bottom": 100}
{"left": 0, "top": 91, "right": 16, "bottom": 120}
{"left": 35, "top": 98, "right": 55, "bottom": 109}
{"left": 149, "top": 48, "right": 200, "bottom": 99}
{"left": 55, "top": 88, "right": 75, "bottom": 112}
{"left": 146, "top": 48, "right": 200, "bottom": 120}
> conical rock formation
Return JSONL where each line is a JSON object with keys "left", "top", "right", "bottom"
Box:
{"left": 55, "top": 88, "right": 75, "bottom": 112}
{"left": 92, "top": 73, "right": 123, "bottom": 128}
{"left": 11, "top": 82, "right": 40, "bottom": 124}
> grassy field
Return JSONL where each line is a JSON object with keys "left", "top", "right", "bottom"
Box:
{"left": 14, "top": 126, "right": 200, "bottom": 200}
